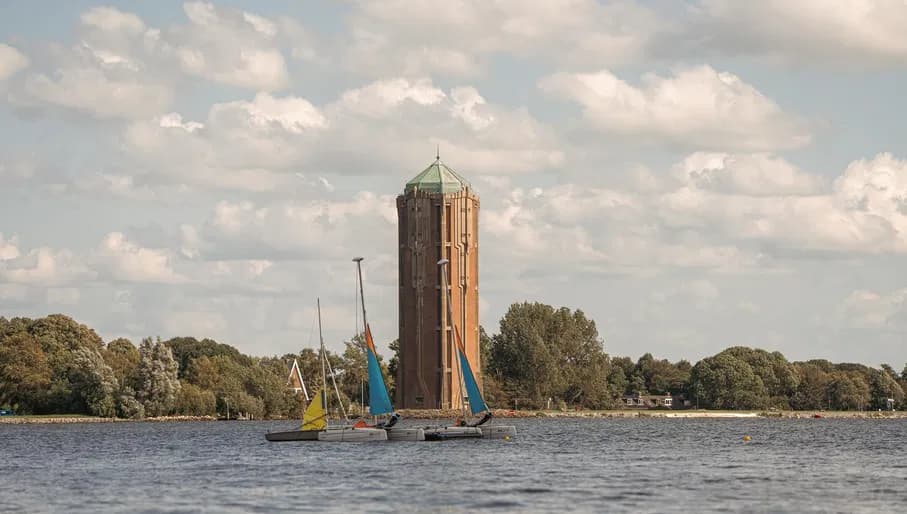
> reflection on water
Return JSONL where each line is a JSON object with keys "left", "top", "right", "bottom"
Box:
{"left": 2, "top": 418, "right": 906, "bottom": 513}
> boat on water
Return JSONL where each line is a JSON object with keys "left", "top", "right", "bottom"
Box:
{"left": 265, "top": 298, "right": 387, "bottom": 443}
{"left": 422, "top": 259, "right": 516, "bottom": 441}
{"left": 353, "top": 257, "right": 424, "bottom": 442}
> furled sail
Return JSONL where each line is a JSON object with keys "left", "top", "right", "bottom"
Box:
{"left": 365, "top": 324, "right": 394, "bottom": 416}
{"left": 301, "top": 387, "right": 328, "bottom": 430}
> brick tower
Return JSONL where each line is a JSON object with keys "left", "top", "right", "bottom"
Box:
{"left": 396, "top": 156, "right": 480, "bottom": 409}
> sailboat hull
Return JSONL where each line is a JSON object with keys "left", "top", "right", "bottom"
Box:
{"left": 265, "top": 429, "right": 321, "bottom": 442}
{"left": 481, "top": 425, "right": 517, "bottom": 439}
{"left": 317, "top": 427, "right": 388, "bottom": 442}
{"left": 422, "top": 426, "right": 483, "bottom": 441}
{"left": 385, "top": 427, "right": 425, "bottom": 441}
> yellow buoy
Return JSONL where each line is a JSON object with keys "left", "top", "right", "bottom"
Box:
{"left": 742, "top": 435, "right": 752, "bottom": 442}
{"left": 504, "top": 435, "right": 511, "bottom": 441}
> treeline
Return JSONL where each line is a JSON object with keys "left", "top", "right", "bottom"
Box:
{"left": 0, "top": 315, "right": 384, "bottom": 419}
{"left": 3, "top": 307, "right": 906, "bottom": 418}
{"left": 482, "top": 303, "right": 907, "bottom": 411}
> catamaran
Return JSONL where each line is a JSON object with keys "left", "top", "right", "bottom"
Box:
{"left": 265, "top": 298, "right": 387, "bottom": 442}
{"left": 422, "top": 259, "right": 516, "bottom": 441}
{"left": 352, "top": 257, "right": 425, "bottom": 441}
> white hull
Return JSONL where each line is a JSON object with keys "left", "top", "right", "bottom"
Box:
{"left": 423, "top": 426, "right": 483, "bottom": 441}
{"left": 317, "top": 427, "right": 388, "bottom": 442}
{"left": 481, "top": 425, "right": 517, "bottom": 439}
{"left": 385, "top": 427, "right": 425, "bottom": 441}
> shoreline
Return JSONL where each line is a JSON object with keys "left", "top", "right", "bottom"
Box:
{"left": 2, "top": 409, "right": 904, "bottom": 424}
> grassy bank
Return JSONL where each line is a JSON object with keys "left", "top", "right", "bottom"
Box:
{"left": 0, "top": 415, "right": 216, "bottom": 424}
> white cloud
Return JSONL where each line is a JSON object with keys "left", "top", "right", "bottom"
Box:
{"left": 123, "top": 102, "right": 312, "bottom": 191}
{"left": 11, "top": 3, "right": 295, "bottom": 119}
{"left": 209, "top": 92, "right": 326, "bottom": 133}
{"left": 185, "top": 193, "right": 397, "bottom": 261}
{"left": 840, "top": 288, "right": 907, "bottom": 329}
{"left": 22, "top": 66, "right": 172, "bottom": 119}
{"left": 0, "top": 43, "right": 29, "bottom": 80}
{"left": 482, "top": 182, "right": 769, "bottom": 279}
{"left": 662, "top": 153, "right": 907, "bottom": 255}
{"left": 834, "top": 153, "right": 907, "bottom": 225}
{"left": 674, "top": 153, "right": 824, "bottom": 196}
{"left": 335, "top": 78, "right": 446, "bottom": 117}
{"left": 539, "top": 65, "right": 811, "bottom": 151}
{"left": 480, "top": 152, "right": 907, "bottom": 288}
{"left": 161, "top": 1, "right": 289, "bottom": 90}
{"left": 0, "top": 247, "right": 96, "bottom": 286}
{"left": 96, "top": 232, "right": 186, "bottom": 284}
{"left": 695, "top": 0, "right": 907, "bottom": 67}
{"left": 120, "top": 78, "right": 563, "bottom": 192}
{"left": 12, "top": 7, "right": 172, "bottom": 119}
{"left": 345, "top": 0, "right": 664, "bottom": 77}
{"left": 0, "top": 233, "right": 20, "bottom": 260}
{"left": 80, "top": 6, "right": 145, "bottom": 35}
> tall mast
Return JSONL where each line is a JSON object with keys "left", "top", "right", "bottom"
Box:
{"left": 318, "top": 298, "right": 327, "bottom": 415}
{"left": 439, "top": 259, "right": 469, "bottom": 420}
{"left": 353, "top": 256, "right": 372, "bottom": 421}
{"left": 353, "top": 257, "right": 368, "bottom": 331}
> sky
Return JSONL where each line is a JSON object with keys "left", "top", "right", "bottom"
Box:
{"left": 1, "top": 1, "right": 906, "bottom": 367}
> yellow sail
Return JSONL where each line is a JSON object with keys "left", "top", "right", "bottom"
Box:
{"left": 301, "top": 387, "right": 327, "bottom": 430}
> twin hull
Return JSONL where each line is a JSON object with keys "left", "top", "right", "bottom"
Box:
{"left": 480, "top": 425, "right": 517, "bottom": 439}
{"left": 265, "top": 425, "right": 513, "bottom": 442}
{"left": 422, "top": 426, "right": 483, "bottom": 441}
{"left": 422, "top": 424, "right": 518, "bottom": 440}
{"left": 317, "top": 427, "right": 387, "bottom": 442}
{"left": 385, "top": 427, "right": 425, "bottom": 441}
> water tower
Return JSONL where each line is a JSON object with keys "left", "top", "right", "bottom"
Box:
{"left": 396, "top": 156, "right": 480, "bottom": 409}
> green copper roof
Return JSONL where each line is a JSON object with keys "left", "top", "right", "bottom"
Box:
{"left": 404, "top": 158, "right": 471, "bottom": 194}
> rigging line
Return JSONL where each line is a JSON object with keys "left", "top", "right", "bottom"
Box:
{"left": 306, "top": 305, "right": 318, "bottom": 350}
{"left": 325, "top": 353, "right": 349, "bottom": 422}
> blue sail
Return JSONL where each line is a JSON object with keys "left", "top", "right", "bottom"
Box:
{"left": 457, "top": 347, "right": 489, "bottom": 415}
{"left": 365, "top": 325, "right": 394, "bottom": 416}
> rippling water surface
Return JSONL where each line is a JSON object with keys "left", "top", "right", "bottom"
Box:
{"left": 2, "top": 417, "right": 906, "bottom": 513}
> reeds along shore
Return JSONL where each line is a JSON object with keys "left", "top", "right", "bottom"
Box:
{"left": 2, "top": 409, "right": 905, "bottom": 424}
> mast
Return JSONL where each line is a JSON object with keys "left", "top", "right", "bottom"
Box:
{"left": 318, "top": 298, "right": 328, "bottom": 420}
{"left": 439, "top": 259, "right": 469, "bottom": 420}
{"left": 353, "top": 256, "right": 372, "bottom": 421}
{"left": 353, "top": 257, "right": 368, "bottom": 331}
{"left": 354, "top": 256, "right": 394, "bottom": 420}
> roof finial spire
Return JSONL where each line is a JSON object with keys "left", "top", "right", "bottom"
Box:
{"left": 436, "top": 144, "right": 440, "bottom": 162}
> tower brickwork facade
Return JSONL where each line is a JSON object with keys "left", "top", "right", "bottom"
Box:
{"left": 396, "top": 158, "right": 480, "bottom": 409}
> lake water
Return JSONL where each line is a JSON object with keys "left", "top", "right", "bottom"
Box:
{"left": 1, "top": 417, "right": 905, "bottom": 513}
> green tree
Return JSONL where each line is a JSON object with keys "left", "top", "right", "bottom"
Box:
{"left": 176, "top": 381, "right": 216, "bottom": 416}
{"left": 489, "top": 302, "right": 611, "bottom": 409}
{"left": 0, "top": 332, "right": 52, "bottom": 413}
{"left": 828, "top": 371, "right": 870, "bottom": 410}
{"left": 386, "top": 339, "right": 399, "bottom": 401}
{"left": 719, "top": 347, "right": 799, "bottom": 407}
{"left": 791, "top": 361, "right": 832, "bottom": 410}
{"left": 117, "top": 387, "right": 144, "bottom": 419}
{"left": 102, "top": 338, "right": 140, "bottom": 392}
{"left": 68, "top": 347, "right": 119, "bottom": 417}
{"left": 689, "top": 352, "right": 768, "bottom": 409}
{"left": 632, "top": 354, "right": 691, "bottom": 395}
{"left": 165, "top": 337, "right": 249, "bottom": 378}
{"left": 137, "top": 338, "right": 181, "bottom": 416}
{"left": 868, "top": 366, "right": 904, "bottom": 409}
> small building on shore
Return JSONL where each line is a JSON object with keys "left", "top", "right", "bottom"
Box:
{"left": 622, "top": 393, "right": 689, "bottom": 409}
{"left": 286, "top": 359, "right": 308, "bottom": 398}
